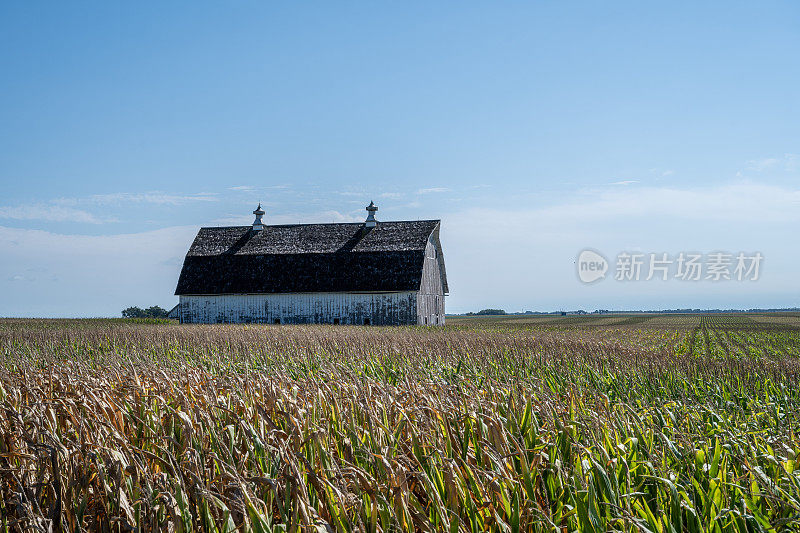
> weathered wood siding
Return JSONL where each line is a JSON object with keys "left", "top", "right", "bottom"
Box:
{"left": 178, "top": 292, "right": 418, "bottom": 325}
{"left": 417, "top": 238, "right": 446, "bottom": 325}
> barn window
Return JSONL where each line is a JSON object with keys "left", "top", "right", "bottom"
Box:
{"left": 333, "top": 318, "right": 340, "bottom": 325}
{"left": 363, "top": 318, "right": 371, "bottom": 326}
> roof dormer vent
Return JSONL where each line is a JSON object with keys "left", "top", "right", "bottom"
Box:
{"left": 252, "top": 203, "right": 265, "bottom": 232}
{"left": 365, "top": 201, "right": 378, "bottom": 228}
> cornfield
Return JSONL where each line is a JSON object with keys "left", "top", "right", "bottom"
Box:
{"left": 1, "top": 315, "right": 799, "bottom": 532}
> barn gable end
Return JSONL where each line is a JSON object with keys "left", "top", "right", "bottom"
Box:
{"left": 417, "top": 233, "right": 447, "bottom": 325}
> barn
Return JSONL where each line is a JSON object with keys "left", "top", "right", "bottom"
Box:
{"left": 174, "top": 202, "right": 448, "bottom": 325}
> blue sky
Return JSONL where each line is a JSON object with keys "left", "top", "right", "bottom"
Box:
{"left": 1, "top": 2, "right": 799, "bottom": 316}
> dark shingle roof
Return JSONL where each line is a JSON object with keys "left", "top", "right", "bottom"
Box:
{"left": 175, "top": 220, "right": 442, "bottom": 295}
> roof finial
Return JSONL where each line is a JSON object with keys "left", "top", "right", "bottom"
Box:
{"left": 365, "top": 200, "right": 378, "bottom": 228}
{"left": 252, "top": 203, "right": 266, "bottom": 232}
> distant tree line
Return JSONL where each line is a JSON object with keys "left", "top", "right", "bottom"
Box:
{"left": 457, "top": 307, "right": 800, "bottom": 317}
{"left": 122, "top": 306, "right": 170, "bottom": 319}
{"left": 464, "top": 309, "right": 507, "bottom": 316}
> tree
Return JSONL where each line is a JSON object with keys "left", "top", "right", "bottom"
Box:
{"left": 122, "top": 306, "right": 145, "bottom": 318}
{"left": 122, "top": 306, "right": 169, "bottom": 319}
{"left": 475, "top": 309, "right": 506, "bottom": 315}
{"left": 145, "top": 306, "right": 169, "bottom": 318}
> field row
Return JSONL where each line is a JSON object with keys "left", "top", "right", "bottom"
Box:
{"left": 448, "top": 313, "right": 800, "bottom": 331}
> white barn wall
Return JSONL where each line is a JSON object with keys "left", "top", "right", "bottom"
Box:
{"left": 417, "top": 238, "right": 446, "bottom": 325}
{"left": 179, "top": 292, "right": 418, "bottom": 325}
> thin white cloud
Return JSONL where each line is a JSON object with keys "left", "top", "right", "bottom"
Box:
{"left": 270, "top": 210, "right": 362, "bottom": 224}
{"left": 338, "top": 192, "right": 404, "bottom": 201}
{"left": 746, "top": 158, "right": 780, "bottom": 172}
{"left": 648, "top": 168, "right": 674, "bottom": 178}
{"left": 610, "top": 180, "right": 639, "bottom": 186}
{"left": 0, "top": 204, "right": 113, "bottom": 224}
{"left": 212, "top": 210, "right": 361, "bottom": 226}
{"left": 787, "top": 153, "right": 798, "bottom": 171}
{"left": 3, "top": 191, "right": 217, "bottom": 225}
{"left": 53, "top": 191, "right": 218, "bottom": 206}
{"left": 745, "top": 154, "right": 798, "bottom": 173}
{"left": 90, "top": 192, "right": 218, "bottom": 205}
{"left": 227, "top": 184, "right": 291, "bottom": 192}
{"left": 417, "top": 187, "right": 450, "bottom": 194}
{"left": 540, "top": 181, "right": 800, "bottom": 223}
{"left": 211, "top": 215, "right": 253, "bottom": 226}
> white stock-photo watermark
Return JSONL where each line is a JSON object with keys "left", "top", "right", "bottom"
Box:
{"left": 577, "top": 250, "right": 763, "bottom": 284}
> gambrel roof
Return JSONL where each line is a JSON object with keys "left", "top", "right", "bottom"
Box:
{"left": 175, "top": 220, "right": 448, "bottom": 295}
